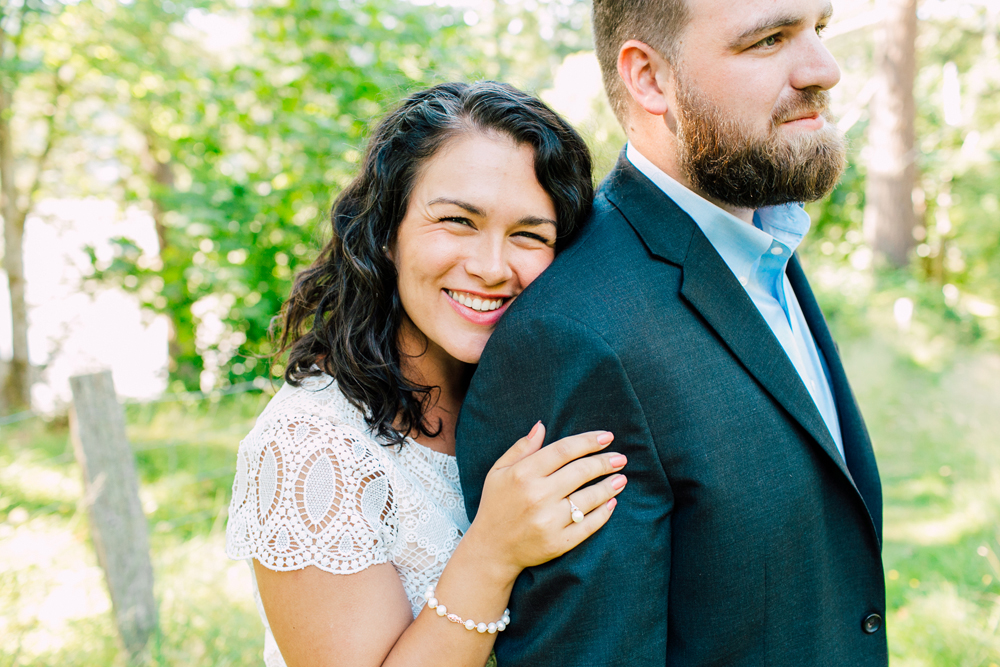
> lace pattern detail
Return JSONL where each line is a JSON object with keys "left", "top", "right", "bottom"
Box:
{"left": 226, "top": 375, "right": 470, "bottom": 666}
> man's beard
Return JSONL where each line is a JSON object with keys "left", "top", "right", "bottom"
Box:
{"left": 674, "top": 75, "right": 847, "bottom": 209}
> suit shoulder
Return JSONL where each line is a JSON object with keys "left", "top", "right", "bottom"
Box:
{"left": 518, "top": 196, "right": 638, "bottom": 293}
{"left": 507, "top": 195, "right": 672, "bottom": 318}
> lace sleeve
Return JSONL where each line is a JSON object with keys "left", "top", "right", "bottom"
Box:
{"left": 226, "top": 411, "right": 398, "bottom": 574}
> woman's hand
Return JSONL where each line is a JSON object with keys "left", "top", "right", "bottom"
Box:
{"left": 257, "top": 423, "right": 626, "bottom": 667}
{"left": 463, "top": 422, "right": 627, "bottom": 584}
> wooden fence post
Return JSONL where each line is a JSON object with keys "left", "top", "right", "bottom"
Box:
{"left": 69, "top": 370, "right": 158, "bottom": 663}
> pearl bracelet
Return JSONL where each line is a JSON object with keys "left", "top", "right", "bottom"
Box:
{"left": 424, "top": 584, "right": 510, "bottom": 634}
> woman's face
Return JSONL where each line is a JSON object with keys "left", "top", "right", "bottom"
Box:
{"left": 391, "top": 131, "right": 557, "bottom": 368}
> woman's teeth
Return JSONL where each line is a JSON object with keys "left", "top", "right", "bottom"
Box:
{"left": 447, "top": 290, "right": 505, "bottom": 312}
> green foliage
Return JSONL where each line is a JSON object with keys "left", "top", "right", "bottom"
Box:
{"left": 81, "top": 0, "right": 596, "bottom": 391}
{"left": 5, "top": 1, "right": 997, "bottom": 396}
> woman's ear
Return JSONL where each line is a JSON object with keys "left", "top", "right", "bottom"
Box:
{"left": 617, "top": 40, "right": 674, "bottom": 118}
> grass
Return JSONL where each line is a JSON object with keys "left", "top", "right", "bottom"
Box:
{"left": 842, "top": 339, "right": 1000, "bottom": 665}
{"left": 1, "top": 328, "right": 999, "bottom": 665}
{"left": 0, "top": 391, "right": 272, "bottom": 667}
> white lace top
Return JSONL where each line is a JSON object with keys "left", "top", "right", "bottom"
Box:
{"left": 225, "top": 374, "right": 470, "bottom": 667}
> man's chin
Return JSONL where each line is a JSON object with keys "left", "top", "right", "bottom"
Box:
{"left": 689, "top": 134, "right": 847, "bottom": 209}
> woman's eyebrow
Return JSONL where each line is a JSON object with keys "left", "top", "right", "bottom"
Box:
{"left": 427, "top": 197, "right": 486, "bottom": 216}
{"left": 519, "top": 215, "right": 557, "bottom": 227}
{"left": 428, "top": 199, "right": 555, "bottom": 227}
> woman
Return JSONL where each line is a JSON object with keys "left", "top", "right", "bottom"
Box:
{"left": 226, "top": 82, "right": 628, "bottom": 667}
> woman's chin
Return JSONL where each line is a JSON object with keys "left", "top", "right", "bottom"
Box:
{"left": 454, "top": 349, "right": 485, "bottom": 366}
{"left": 445, "top": 340, "right": 489, "bottom": 366}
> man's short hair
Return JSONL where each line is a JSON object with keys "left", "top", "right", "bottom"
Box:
{"left": 592, "top": 0, "right": 691, "bottom": 126}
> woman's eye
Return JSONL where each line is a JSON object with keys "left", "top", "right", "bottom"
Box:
{"left": 514, "top": 231, "right": 556, "bottom": 246}
{"left": 441, "top": 216, "right": 474, "bottom": 227}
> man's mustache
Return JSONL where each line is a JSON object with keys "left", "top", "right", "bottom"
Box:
{"left": 772, "top": 90, "right": 833, "bottom": 126}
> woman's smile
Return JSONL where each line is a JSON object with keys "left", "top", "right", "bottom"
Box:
{"left": 444, "top": 289, "right": 513, "bottom": 326}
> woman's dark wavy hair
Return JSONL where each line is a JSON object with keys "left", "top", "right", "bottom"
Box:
{"left": 275, "top": 81, "right": 594, "bottom": 445}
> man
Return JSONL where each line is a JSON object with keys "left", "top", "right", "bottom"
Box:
{"left": 456, "top": 0, "right": 886, "bottom": 665}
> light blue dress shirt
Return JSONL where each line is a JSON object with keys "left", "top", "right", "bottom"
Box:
{"left": 626, "top": 143, "right": 844, "bottom": 459}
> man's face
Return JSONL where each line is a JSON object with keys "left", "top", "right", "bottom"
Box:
{"left": 670, "top": 0, "right": 847, "bottom": 208}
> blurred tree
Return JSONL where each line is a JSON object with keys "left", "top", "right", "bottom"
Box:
{"left": 910, "top": 1, "right": 1000, "bottom": 339}
{"left": 0, "top": 0, "right": 67, "bottom": 411}
{"left": 85, "top": 0, "right": 601, "bottom": 392}
{"left": 6, "top": 0, "right": 996, "bottom": 393}
{"left": 458, "top": 0, "right": 592, "bottom": 88}
{"left": 74, "top": 0, "right": 222, "bottom": 390}
{"left": 863, "top": 0, "right": 918, "bottom": 268}
{"left": 805, "top": 0, "right": 1000, "bottom": 349}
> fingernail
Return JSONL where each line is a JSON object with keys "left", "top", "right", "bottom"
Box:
{"left": 610, "top": 455, "right": 627, "bottom": 468}
{"left": 597, "top": 432, "right": 614, "bottom": 446}
{"left": 607, "top": 498, "right": 618, "bottom": 512}
{"left": 611, "top": 474, "right": 627, "bottom": 490}
{"left": 528, "top": 421, "right": 542, "bottom": 439}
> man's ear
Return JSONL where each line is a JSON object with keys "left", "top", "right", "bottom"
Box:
{"left": 617, "top": 40, "right": 673, "bottom": 117}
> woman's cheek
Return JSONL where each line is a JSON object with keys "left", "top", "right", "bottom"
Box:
{"left": 517, "top": 247, "right": 556, "bottom": 286}
{"left": 426, "top": 234, "right": 471, "bottom": 272}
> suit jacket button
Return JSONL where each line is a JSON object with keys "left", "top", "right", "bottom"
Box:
{"left": 862, "top": 613, "right": 882, "bottom": 634}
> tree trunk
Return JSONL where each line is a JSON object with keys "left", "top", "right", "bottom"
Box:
{"left": 70, "top": 371, "right": 158, "bottom": 662}
{"left": 863, "top": 0, "right": 918, "bottom": 268}
{"left": 142, "top": 132, "right": 189, "bottom": 384}
{"left": 0, "top": 79, "right": 31, "bottom": 410}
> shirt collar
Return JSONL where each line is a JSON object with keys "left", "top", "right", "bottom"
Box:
{"left": 625, "top": 142, "right": 811, "bottom": 284}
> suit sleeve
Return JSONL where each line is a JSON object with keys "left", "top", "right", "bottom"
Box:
{"left": 456, "top": 309, "right": 672, "bottom": 667}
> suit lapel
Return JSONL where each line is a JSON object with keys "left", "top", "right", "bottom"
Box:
{"left": 678, "top": 232, "right": 854, "bottom": 483}
{"left": 601, "top": 156, "right": 855, "bottom": 485}
{"left": 787, "top": 258, "right": 883, "bottom": 538}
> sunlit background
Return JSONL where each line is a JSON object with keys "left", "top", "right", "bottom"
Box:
{"left": 2, "top": 0, "right": 1000, "bottom": 664}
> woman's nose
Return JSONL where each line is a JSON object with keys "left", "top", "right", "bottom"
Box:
{"left": 465, "top": 238, "right": 513, "bottom": 286}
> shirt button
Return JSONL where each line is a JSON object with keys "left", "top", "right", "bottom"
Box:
{"left": 771, "top": 246, "right": 785, "bottom": 255}
{"left": 862, "top": 613, "right": 882, "bottom": 634}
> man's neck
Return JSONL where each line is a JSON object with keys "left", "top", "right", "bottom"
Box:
{"left": 629, "top": 136, "right": 755, "bottom": 224}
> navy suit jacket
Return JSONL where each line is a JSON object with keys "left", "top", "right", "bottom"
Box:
{"left": 456, "top": 155, "right": 888, "bottom": 666}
